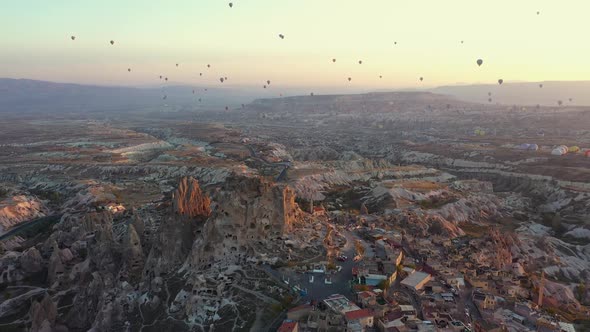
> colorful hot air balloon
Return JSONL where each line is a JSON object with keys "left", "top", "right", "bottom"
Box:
{"left": 263, "top": 85, "right": 267, "bottom": 89}
{"left": 207, "top": 64, "right": 211, "bottom": 68}
{"left": 358, "top": 60, "right": 363, "bottom": 64}
{"left": 419, "top": 77, "right": 424, "bottom": 82}
{"left": 225, "top": 106, "right": 229, "bottom": 110}
{"left": 220, "top": 77, "right": 224, "bottom": 83}
{"left": 539, "top": 84, "right": 543, "bottom": 88}
{"left": 498, "top": 79, "right": 503, "bottom": 85}
{"left": 267, "top": 80, "right": 271, "bottom": 85}
{"left": 159, "top": 75, "right": 162, "bottom": 79}
{"left": 110, "top": 40, "right": 114, "bottom": 45}
{"left": 176, "top": 63, "right": 179, "bottom": 67}
{"left": 71, "top": 36, "right": 76, "bottom": 41}
{"left": 332, "top": 58, "right": 336, "bottom": 63}
{"left": 379, "top": 75, "right": 382, "bottom": 79}
{"left": 199, "top": 73, "right": 202, "bottom": 76}
{"left": 348, "top": 77, "right": 352, "bottom": 82}
{"left": 165, "top": 77, "right": 168, "bottom": 81}
{"left": 477, "top": 59, "right": 483, "bottom": 66}
{"left": 229, "top": 2, "right": 233, "bottom": 8}
{"left": 128, "top": 68, "right": 131, "bottom": 72}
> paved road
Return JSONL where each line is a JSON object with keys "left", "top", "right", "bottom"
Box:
{"left": 0, "top": 214, "right": 63, "bottom": 241}
{"left": 262, "top": 228, "right": 360, "bottom": 302}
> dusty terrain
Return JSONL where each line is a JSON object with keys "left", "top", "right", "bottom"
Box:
{"left": 0, "top": 88, "right": 589, "bottom": 331}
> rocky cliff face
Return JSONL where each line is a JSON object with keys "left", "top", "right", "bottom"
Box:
{"left": 172, "top": 177, "right": 211, "bottom": 218}
{"left": 144, "top": 177, "right": 212, "bottom": 277}
{"left": 182, "top": 175, "right": 298, "bottom": 270}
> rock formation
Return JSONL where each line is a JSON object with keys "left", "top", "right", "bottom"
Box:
{"left": 172, "top": 177, "right": 211, "bottom": 218}
{"left": 29, "top": 293, "right": 57, "bottom": 332}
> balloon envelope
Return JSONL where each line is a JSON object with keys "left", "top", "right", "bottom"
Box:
{"left": 477, "top": 59, "right": 483, "bottom": 66}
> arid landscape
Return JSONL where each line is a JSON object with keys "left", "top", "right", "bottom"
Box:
{"left": 0, "top": 81, "right": 589, "bottom": 331}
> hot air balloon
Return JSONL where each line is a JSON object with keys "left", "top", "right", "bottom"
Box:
{"left": 220, "top": 77, "right": 224, "bottom": 83}
{"left": 241, "top": 104, "right": 245, "bottom": 108}
{"left": 332, "top": 58, "right": 336, "bottom": 63}
{"left": 110, "top": 40, "right": 115, "bottom": 45}
{"left": 159, "top": 75, "right": 162, "bottom": 79}
{"left": 192, "top": 90, "right": 195, "bottom": 94}
{"left": 225, "top": 106, "right": 229, "bottom": 111}
{"left": 225, "top": 77, "right": 228, "bottom": 81}
{"left": 539, "top": 84, "right": 543, "bottom": 88}
{"left": 394, "top": 41, "right": 397, "bottom": 45}
{"left": 205, "top": 88, "right": 208, "bottom": 91}
{"left": 498, "top": 79, "right": 503, "bottom": 85}
{"left": 263, "top": 85, "right": 267, "bottom": 89}
{"left": 198, "top": 98, "right": 202, "bottom": 102}
{"left": 488, "top": 92, "right": 492, "bottom": 96}
{"left": 477, "top": 59, "right": 483, "bottom": 66}
{"left": 348, "top": 77, "right": 352, "bottom": 82}
{"left": 488, "top": 98, "right": 492, "bottom": 103}
{"left": 165, "top": 77, "right": 168, "bottom": 81}
{"left": 419, "top": 77, "right": 424, "bottom": 82}
{"left": 199, "top": 73, "right": 203, "bottom": 76}
{"left": 558, "top": 100, "right": 563, "bottom": 106}
{"left": 71, "top": 36, "right": 76, "bottom": 41}
{"left": 358, "top": 60, "right": 363, "bottom": 64}
{"left": 569, "top": 98, "right": 573, "bottom": 102}
{"left": 207, "top": 64, "right": 211, "bottom": 68}
{"left": 163, "top": 95, "right": 167, "bottom": 100}
{"left": 379, "top": 75, "right": 382, "bottom": 79}
{"left": 267, "top": 80, "right": 271, "bottom": 85}
{"left": 176, "top": 63, "right": 179, "bottom": 67}
{"left": 537, "top": 11, "right": 540, "bottom": 15}
{"left": 229, "top": 2, "right": 233, "bottom": 8}
{"left": 128, "top": 68, "right": 131, "bottom": 72}
{"left": 310, "top": 92, "right": 314, "bottom": 96}
{"left": 461, "top": 40, "right": 464, "bottom": 44}
{"left": 279, "top": 34, "right": 285, "bottom": 39}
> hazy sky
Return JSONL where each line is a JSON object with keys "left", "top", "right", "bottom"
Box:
{"left": 1, "top": 0, "right": 589, "bottom": 89}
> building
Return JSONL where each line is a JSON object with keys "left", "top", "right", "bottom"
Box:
{"left": 344, "top": 308, "right": 375, "bottom": 332}
{"left": 278, "top": 320, "right": 299, "bottom": 332}
{"left": 357, "top": 291, "right": 377, "bottom": 308}
{"left": 401, "top": 271, "right": 432, "bottom": 292}
{"left": 324, "top": 294, "right": 362, "bottom": 314}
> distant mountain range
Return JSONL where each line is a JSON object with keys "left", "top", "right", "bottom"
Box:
{"left": 0, "top": 78, "right": 261, "bottom": 114}
{"left": 431, "top": 81, "right": 590, "bottom": 106}
{"left": 1, "top": 78, "right": 588, "bottom": 115}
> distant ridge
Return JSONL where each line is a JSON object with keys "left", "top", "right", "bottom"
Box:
{"left": 0, "top": 78, "right": 259, "bottom": 113}
{"left": 431, "top": 81, "right": 590, "bottom": 106}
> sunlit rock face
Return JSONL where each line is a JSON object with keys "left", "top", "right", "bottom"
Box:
{"left": 172, "top": 176, "right": 211, "bottom": 218}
